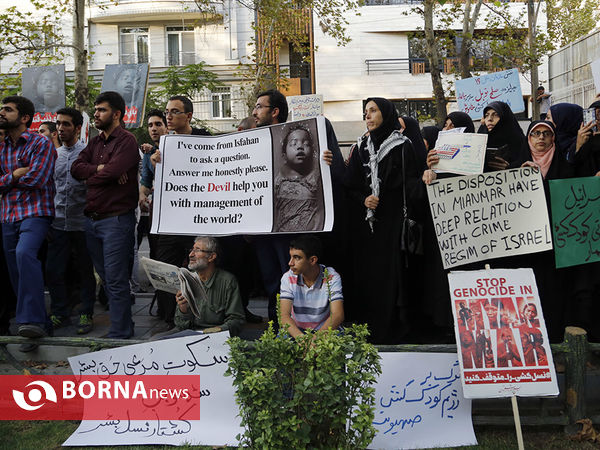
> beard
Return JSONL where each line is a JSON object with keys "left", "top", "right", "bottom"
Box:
{"left": 95, "top": 116, "right": 113, "bottom": 131}
{"left": 188, "top": 258, "right": 208, "bottom": 272}
{"left": 0, "top": 117, "right": 20, "bottom": 130}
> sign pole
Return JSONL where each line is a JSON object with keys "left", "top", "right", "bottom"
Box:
{"left": 511, "top": 395, "right": 525, "bottom": 450}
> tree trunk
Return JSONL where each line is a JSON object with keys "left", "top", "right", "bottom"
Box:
{"left": 458, "top": 0, "right": 472, "bottom": 79}
{"left": 528, "top": 0, "right": 540, "bottom": 120}
{"left": 73, "top": 0, "right": 88, "bottom": 112}
{"left": 424, "top": 0, "right": 447, "bottom": 126}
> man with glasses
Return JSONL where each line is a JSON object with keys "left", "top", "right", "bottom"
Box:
{"left": 172, "top": 236, "right": 245, "bottom": 335}
{"left": 149, "top": 95, "right": 211, "bottom": 332}
{"left": 0, "top": 96, "right": 56, "bottom": 350}
{"left": 251, "top": 90, "right": 292, "bottom": 324}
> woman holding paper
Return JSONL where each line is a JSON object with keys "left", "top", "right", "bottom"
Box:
{"left": 344, "top": 97, "right": 425, "bottom": 344}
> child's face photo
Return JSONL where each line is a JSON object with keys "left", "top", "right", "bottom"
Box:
{"left": 284, "top": 129, "right": 313, "bottom": 170}
{"left": 37, "top": 71, "right": 59, "bottom": 97}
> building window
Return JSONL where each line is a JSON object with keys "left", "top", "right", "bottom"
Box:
{"left": 167, "top": 26, "right": 195, "bottom": 66}
{"left": 120, "top": 27, "right": 149, "bottom": 64}
{"left": 211, "top": 87, "right": 232, "bottom": 118}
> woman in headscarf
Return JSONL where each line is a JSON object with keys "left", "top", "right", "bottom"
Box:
{"left": 479, "top": 101, "right": 528, "bottom": 171}
{"left": 421, "top": 126, "right": 440, "bottom": 151}
{"left": 518, "top": 120, "right": 575, "bottom": 342}
{"left": 399, "top": 115, "right": 428, "bottom": 166}
{"left": 563, "top": 100, "right": 600, "bottom": 343}
{"left": 443, "top": 111, "right": 475, "bottom": 133}
{"left": 344, "top": 97, "right": 425, "bottom": 344}
{"left": 546, "top": 103, "right": 583, "bottom": 158}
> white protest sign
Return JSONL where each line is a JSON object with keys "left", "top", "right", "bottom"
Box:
{"left": 448, "top": 269, "right": 559, "bottom": 399}
{"left": 427, "top": 167, "right": 552, "bottom": 269}
{"left": 456, "top": 68, "right": 524, "bottom": 119}
{"left": 151, "top": 117, "right": 334, "bottom": 235}
{"left": 433, "top": 133, "right": 488, "bottom": 176}
{"left": 288, "top": 94, "right": 323, "bottom": 121}
{"left": 371, "top": 353, "right": 476, "bottom": 449}
{"left": 63, "top": 332, "right": 242, "bottom": 447}
{"left": 591, "top": 58, "right": 600, "bottom": 93}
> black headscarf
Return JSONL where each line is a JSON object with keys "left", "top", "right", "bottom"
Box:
{"left": 549, "top": 103, "right": 583, "bottom": 152}
{"left": 421, "top": 126, "right": 440, "bottom": 151}
{"left": 480, "top": 101, "right": 526, "bottom": 167}
{"left": 590, "top": 100, "right": 600, "bottom": 110}
{"left": 401, "top": 116, "right": 427, "bottom": 167}
{"left": 365, "top": 97, "right": 400, "bottom": 151}
{"left": 445, "top": 111, "right": 475, "bottom": 133}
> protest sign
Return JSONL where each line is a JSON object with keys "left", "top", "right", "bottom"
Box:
{"left": 448, "top": 268, "right": 559, "bottom": 398}
{"left": 433, "top": 132, "right": 488, "bottom": 176}
{"left": 288, "top": 94, "right": 323, "bottom": 121}
{"left": 101, "top": 64, "right": 149, "bottom": 128}
{"left": 150, "top": 117, "right": 334, "bottom": 235}
{"left": 591, "top": 58, "right": 600, "bottom": 93}
{"left": 64, "top": 332, "right": 242, "bottom": 447}
{"left": 549, "top": 176, "right": 600, "bottom": 268}
{"left": 456, "top": 68, "right": 524, "bottom": 120}
{"left": 372, "top": 353, "right": 476, "bottom": 449}
{"left": 427, "top": 167, "right": 552, "bottom": 269}
{"left": 22, "top": 65, "right": 66, "bottom": 132}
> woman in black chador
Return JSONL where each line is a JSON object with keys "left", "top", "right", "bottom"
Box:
{"left": 344, "top": 97, "right": 425, "bottom": 344}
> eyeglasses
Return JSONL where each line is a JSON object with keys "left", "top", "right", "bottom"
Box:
{"left": 189, "top": 248, "right": 214, "bottom": 254}
{"left": 163, "top": 110, "right": 187, "bottom": 117}
{"left": 529, "top": 130, "right": 553, "bottom": 138}
{"left": 253, "top": 104, "right": 273, "bottom": 111}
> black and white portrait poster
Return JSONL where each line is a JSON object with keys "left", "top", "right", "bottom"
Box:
{"left": 150, "top": 117, "right": 334, "bottom": 235}
{"left": 22, "top": 64, "right": 66, "bottom": 131}
{"left": 100, "top": 63, "right": 149, "bottom": 128}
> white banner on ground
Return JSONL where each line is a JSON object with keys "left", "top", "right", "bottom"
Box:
{"left": 433, "top": 132, "right": 488, "bottom": 176}
{"left": 448, "top": 269, "right": 559, "bottom": 398}
{"left": 63, "top": 332, "right": 242, "bottom": 447}
{"left": 371, "top": 353, "right": 476, "bottom": 449}
{"left": 426, "top": 167, "right": 552, "bottom": 269}
{"left": 150, "top": 117, "right": 333, "bottom": 235}
{"left": 288, "top": 94, "right": 324, "bottom": 121}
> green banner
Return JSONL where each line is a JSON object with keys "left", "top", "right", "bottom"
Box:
{"left": 549, "top": 176, "right": 600, "bottom": 268}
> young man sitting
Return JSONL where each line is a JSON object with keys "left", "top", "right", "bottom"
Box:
{"left": 279, "top": 235, "right": 344, "bottom": 338}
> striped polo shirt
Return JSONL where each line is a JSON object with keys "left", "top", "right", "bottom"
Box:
{"left": 279, "top": 265, "right": 343, "bottom": 331}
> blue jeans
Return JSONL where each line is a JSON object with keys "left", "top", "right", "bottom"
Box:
{"left": 46, "top": 229, "right": 96, "bottom": 318}
{"left": 2, "top": 217, "right": 52, "bottom": 326}
{"left": 85, "top": 212, "right": 135, "bottom": 338}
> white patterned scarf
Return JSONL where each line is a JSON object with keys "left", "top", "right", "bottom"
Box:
{"left": 358, "top": 130, "right": 408, "bottom": 232}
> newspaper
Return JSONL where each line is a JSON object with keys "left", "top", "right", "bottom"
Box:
{"left": 140, "top": 257, "right": 206, "bottom": 319}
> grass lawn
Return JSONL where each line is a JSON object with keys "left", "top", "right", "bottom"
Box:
{"left": 0, "top": 422, "right": 596, "bottom": 449}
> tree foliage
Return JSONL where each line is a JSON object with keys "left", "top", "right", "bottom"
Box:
{"left": 546, "top": 0, "right": 599, "bottom": 48}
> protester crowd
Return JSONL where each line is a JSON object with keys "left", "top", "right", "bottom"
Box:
{"left": 1, "top": 85, "right": 599, "bottom": 352}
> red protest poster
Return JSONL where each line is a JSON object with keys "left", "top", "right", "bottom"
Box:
{"left": 448, "top": 268, "right": 559, "bottom": 398}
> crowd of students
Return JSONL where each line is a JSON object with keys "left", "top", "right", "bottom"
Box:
{"left": 1, "top": 87, "right": 599, "bottom": 351}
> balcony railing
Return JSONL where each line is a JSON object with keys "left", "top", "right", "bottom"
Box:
{"left": 365, "top": 57, "right": 503, "bottom": 75}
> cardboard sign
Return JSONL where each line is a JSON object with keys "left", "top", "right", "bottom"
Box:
{"left": 22, "top": 64, "right": 66, "bottom": 132}
{"left": 449, "top": 269, "right": 559, "bottom": 398}
{"left": 549, "top": 176, "right": 600, "bottom": 268}
{"left": 456, "top": 69, "right": 524, "bottom": 120}
{"left": 150, "top": 117, "right": 334, "bottom": 235}
{"left": 64, "top": 332, "right": 242, "bottom": 446}
{"left": 427, "top": 167, "right": 552, "bottom": 269}
{"left": 433, "top": 133, "right": 488, "bottom": 176}
{"left": 372, "top": 353, "right": 477, "bottom": 449}
{"left": 288, "top": 94, "right": 323, "bottom": 121}
{"left": 101, "top": 64, "right": 149, "bottom": 128}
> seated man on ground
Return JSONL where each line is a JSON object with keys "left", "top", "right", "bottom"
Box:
{"left": 173, "top": 236, "right": 245, "bottom": 336}
{"left": 279, "top": 235, "right": 344, "bottom": 338}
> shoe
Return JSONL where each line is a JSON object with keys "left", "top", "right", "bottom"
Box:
{"left": 151, "top": 322, "right": 175, "bottom": 336}
{"left": 50, "top": 315, "right": 71, "bottom": 329}
{"left": 245, "top": 308, "right": 263, "bottom": 324}
{"left": 18, "top": 342, "right": 39, "bottom": 353}
{"left": 17, "top": 324, "right": 47, "bottom": 338}
{"left": 77, "top": 315, "right": 93, "bottom": 335}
